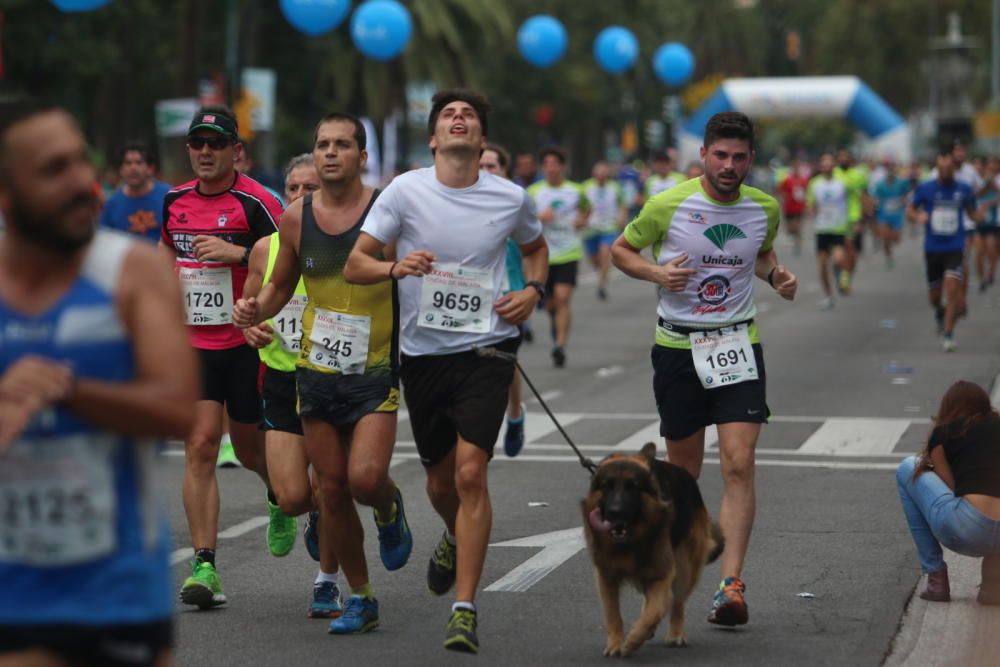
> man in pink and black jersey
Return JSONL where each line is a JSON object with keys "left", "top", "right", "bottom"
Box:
{"left": 159, "top": 105, "right": 289, "bottom": 608}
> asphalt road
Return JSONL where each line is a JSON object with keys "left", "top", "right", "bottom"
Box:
{"left": 164, "top": 226, "right": 1000, "bottom": 666}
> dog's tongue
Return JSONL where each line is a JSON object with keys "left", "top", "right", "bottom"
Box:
{"left": 589, "top": 507, "right": 612, "bottom": 532}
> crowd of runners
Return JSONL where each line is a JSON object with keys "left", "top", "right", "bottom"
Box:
{"left": 1, "top": 85, "right": 998, "bottom": 666}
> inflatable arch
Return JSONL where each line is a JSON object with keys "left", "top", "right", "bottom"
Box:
{"left": 678, "top": 76, "right": 911, "bottom": 163}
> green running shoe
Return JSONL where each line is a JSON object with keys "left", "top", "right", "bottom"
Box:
{"left": 427, "top": 531, "right": 456, "bottom": 596}
{"left": 266, "top": 496, "right": 297, "bottom": 557}
{"left": 216, "top": 440, "right": 240, "bottom": 468}
{"left": 179, "top": 560, "right": 227, "bottom": 609}
{"left": 443, "top": 608, "right": 479, "bottom": 653}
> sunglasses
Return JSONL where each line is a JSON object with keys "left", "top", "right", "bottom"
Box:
{"left": 188, "top": 136, "right": 232, "bottom": 151}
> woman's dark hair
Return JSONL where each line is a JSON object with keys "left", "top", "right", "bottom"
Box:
{"left": 915, "top": 380, "right": 998, "bottom": 477}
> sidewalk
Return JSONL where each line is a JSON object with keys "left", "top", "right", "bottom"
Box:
{"left": 884, "top": 556, "right": 1000, "bottom": 666}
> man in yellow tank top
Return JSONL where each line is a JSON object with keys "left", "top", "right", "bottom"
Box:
{"left": 241, "top": 154, "right": 349, "bottom": 619}
{"left": 233, "top": 113, "right": 410, "bottom": 636}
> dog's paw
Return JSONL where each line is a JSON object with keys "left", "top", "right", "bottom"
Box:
{"left": 603, "top": 635, "right": 625, "bottom": 657}
{"left": 665, "top": 634, "right": 689, "bottom": 648}
{"left": 619, "top": 637, "right": 642, "bottom": 657}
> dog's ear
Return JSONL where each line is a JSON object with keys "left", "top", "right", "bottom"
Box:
{"left": 640, "top": 442, "right": 657, "bottom": 462}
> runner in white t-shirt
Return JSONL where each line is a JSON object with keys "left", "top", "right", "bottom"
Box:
{"left": 344, "top": 90, "right": 547, "bottom": 655}
{"left": 611, "top": 112, "right": 796, "bottom": 631}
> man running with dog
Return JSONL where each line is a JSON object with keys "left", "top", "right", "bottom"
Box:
{"left": 611, "top": 111, "right": 797, "bottom": 627}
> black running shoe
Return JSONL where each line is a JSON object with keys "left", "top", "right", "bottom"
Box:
{"left": 427, "top": 531, "right": 456, "bottom": 595}
{"left": 551, "top": 346, "right": 566, "bottom": 368}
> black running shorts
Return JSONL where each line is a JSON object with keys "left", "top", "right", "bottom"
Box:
{"left": 924, "top": 250, "right": 964, "bottom": 289}
{"left": 651, "top": 343, "right": 769, "bottom": 441}
{"left": 545, "top": 260, "right": 578, "bottom": 294}
{"left": 296, "top": 366, "right": 399, "bottom": 428}
{"left": 400, "top": 336, "right": 518, "bottom": 466}
{"left": 261, "top": 367, "right": 303, "bottom": 436}
{"left": 815, "top": 233, "right": 846, "bottom": 254}
{"left": 198, "top": 344, "right": 261, "bottom": 423}
{"left": 0, "top": 619, "right": 171, "bottom": 667}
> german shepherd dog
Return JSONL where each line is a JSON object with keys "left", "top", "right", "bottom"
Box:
{"left": 581, "top": 443, "right": 723, "bottom": 657}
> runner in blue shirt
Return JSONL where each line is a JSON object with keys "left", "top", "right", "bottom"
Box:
{"left": 98, "top": 142, "right": 171, "bottom": 243}
{"left": 872, "top": 163, "right": 911, "bottom": 269}
{"left": 0, "top": 99, "right": 197, "bottom": 667}
{"left": 907, "top": 148, "right": 982, "bottom": 351}
{"left": 480, "top": 143, "right": 531, "bottom": 457}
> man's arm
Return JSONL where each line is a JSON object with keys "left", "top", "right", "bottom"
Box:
{"left": 233, "top": 205, "right": 303, "bottom": 328}
{"left": 64, "top": 243, "right": 198, "bottom": 439}
{"left": 345, "top": 232, "right": 435, "bottom": 285}
{"left": 495, "top": 235, "right": 547, "bottom": 326}
{"left": 610, "top": 234, "right": 691, "bottom": 291}
{"left": 238, "top": 237, "right": 275, "bottom": 348}
{"left": 755, "top": 248, "right": 796, "bottom": 301}
{"left": 242, "top": 236, "right": 270, "bottom": 299}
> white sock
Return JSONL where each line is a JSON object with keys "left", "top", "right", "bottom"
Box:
{"left": 220, "top": 433, "right": 231, "bottom": 445}
{"left": 452, "top": 601, "right": 476, "bottom": 613}
{"left": 315, "top": 570, "right": 338, "bottom": 585}
{"left": 444, "top": 532, "right": 456, "bottom": 546}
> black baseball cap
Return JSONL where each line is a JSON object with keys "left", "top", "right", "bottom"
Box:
{"left": 188, "top": 110, "right": 239, "bottom": 141}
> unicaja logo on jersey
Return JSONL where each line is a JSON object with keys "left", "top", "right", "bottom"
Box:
{"left": 703, "top": 223, "right": 747, "bottom": 251}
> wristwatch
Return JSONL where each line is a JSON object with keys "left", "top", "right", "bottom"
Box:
{"left": 525, "top": 280, "right": 546, "bottom": 299}
{"left": 241, "top": 246, "right": 251, "bottom": 265}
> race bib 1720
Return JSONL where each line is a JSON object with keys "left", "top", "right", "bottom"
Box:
{"left": 178, "top": 266, "right": 233, "bottom": 326}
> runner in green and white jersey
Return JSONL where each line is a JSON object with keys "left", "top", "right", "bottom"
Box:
{"left": 612, "top": 112, "right": 797, "bottom": 629}
{"left": 528, "top": 146, "right": 590, "bottom": 368}
{"left": 582, "top": 161, "right": 626, "bottom": 300}
{"left": 807, "top": 153, "right": 852, "bottom": 309}
{"left": 641, "top": 149, "right": 686, "bottom": 204}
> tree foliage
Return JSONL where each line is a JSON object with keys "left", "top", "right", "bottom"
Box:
{"left": 0, "top": 0, "right": 993, "bottom": 177}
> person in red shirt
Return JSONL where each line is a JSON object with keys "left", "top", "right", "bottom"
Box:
{"left": 159, "top": 105, "right": 287, "bottom": 609}
{"left": 778, "top": 158, "right": 810, "bottom": 255}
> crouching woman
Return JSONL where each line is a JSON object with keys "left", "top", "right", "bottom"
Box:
{"left": 896, "top": 380, "right": 1000, "bottom": 604}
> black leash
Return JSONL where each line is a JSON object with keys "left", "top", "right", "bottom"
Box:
{"left": 474, "top": 346, "right": 596, "bottom": 475}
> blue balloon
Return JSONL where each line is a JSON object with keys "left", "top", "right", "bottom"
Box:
{"left": 593, "top": 26, "right": 639, "bottom": 74}
{"left": 50, "top": 0, "right": 110, "bottom": 11}
{"left": 280, "top": 0, "right": 352, "bottom": 37}
{"left": 350, "top": 0, "right": 413, "bottom": 61}
{"left": 653, "top": 42, "right": 695, "bottom": 87}
{"left": 517, "top": 15, "right": 567, "bottom": 68}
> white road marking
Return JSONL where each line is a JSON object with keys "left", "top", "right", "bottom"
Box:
{"left": 485, "top": 527, "right": 585, "bottom": 593}
{"left": 527, "top": 390, "right": 563, "bottom": 404}
{"left": 382, "top": 452, "right": 900, "bottom": 470}
{"left": 163, "top": 415, "right": 926, "bottom": 462}
{"left": 170, "top": 516, "right": 270, "bottom": 566}
{"left": 797, "top": 418, "right": 911, "bottom": 456}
